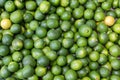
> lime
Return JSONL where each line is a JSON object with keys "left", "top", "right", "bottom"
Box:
{"left": 65, "top": 69, "right": 77, "bottom": 80}
{"left": 22, "top": 55, "right": 36, "bottom": 67}
{"left": 89, "top": 51, "right": 99, "bottom": 61}
{"left": 10, "top": 10, "right": 23, "bottom": 23}
{"left": 1, "top": 18, "right": 11, "bottom": 29}
{"left": 0, "top": 45, "right": 9, "bottom": 56}
{"left": 12, "top": 51, "right": 23, "bottom": 62}
{"left": 37, "top": 55, "right": 49, "bottom": 67}
{"left": 99, "top": 67, "right": 110, "bottom": 77}
{"left": 0, "top": 66, "right": 10, "bottom": 78}
{"left": 89, "top": 71, "right": 100, "bottom": 80}
{"left": 22, "top": 65, "right": 34, "bottom": 78}
{"left": 109, "top": 45, "right": 120, "bottom": 57}
{"left": 104, "top": 16, "right": 115, "bottom": 26}
{"left": 35, "top": 66, "right": 47, "bottom": 77}
{"left": 76, "top": 47, "right": 87, "bottom": 58}
{"left": 8, "top": 62, "right": 19, "bottom": 72}
{"left": 51, "top": 65, "right": 62, "bottom": 75}
{"left": 111, "top": 59, "right": 120, "bottom": 70}
{"left": 39, "top": 1, "right": 50, "bottom": 13}
{"left": 25, "top": 1, "right": 37, "bottom": 10}
{"left": 4, "top": 1, "right": 15, "bottom": 12}
{"left": 70, "top": 60, "right": 82, "bottom": 70}
{"left": 79, "top": 24, "right": 92, "bottom": 37}
{"left": 112, "top": 24, "right": 120, "bottom": 34}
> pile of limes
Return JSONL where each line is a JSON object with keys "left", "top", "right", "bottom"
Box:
{"left": 0, "top": 0, "right": 120, "bottom": 80}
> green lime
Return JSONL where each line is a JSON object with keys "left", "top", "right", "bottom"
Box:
{"left": 77, "top": 37, "right": 87, "bottom": 47}
{"left": 0, "top": 66, "right": 10, "bottom": 78}
{"left": 107, "top": 11, "right": 117, "bottom": 18}
{"left": 84, "top": 9, "right": 94, "bottom": 19}
{"left": 94, "top": 12, "right": 105, "bottom": 21}
{"left": 12, "top": 51, "right": 23, "bottom": 62}
{"left": 23, "top": 13, "right": 33, "bottom": 23}
{"left": 98, "top": 33, "right": 109, "bottom": 44}
{"left": 82, "top": 77, "right": 91, "bottom": 80}
{"left": 22, "top": 55, "right": 36, "bottom": 67}
{"left": 77, "top": 67, "right": 89, "bottom": 78}
{"left": 42, "top": 71, "right": 54, "bottom": 80}
{"left": 39, "top": 1, "right": 50, "bottom": 13}
{"left": 49, "top": 0, "right": 59, "bottom": 6}
{"left": 57, "top": 56, "right": 67, "bottom": 66}
{"left": 66, "top": 54, "right": 75, "bottom": 65}
{"left": 10, "top": 24, "right": 21, "bottom": 34}
{"left": 74, "top": 19, "right": 85, "bottom": 29}
{"left": 35, "top": 27, "right": 47, "bottom": 38}
{"left": 34, "top": 39, "right": 45, "bottom": 49}
{"left": 2, "top": 56, "right": 12, "bottom": 65}
{"left": 24, "top": 39, "right": 34, "bottom": 49}
{"left": 35, "top": 66, "right": 47, "bottom": 77}
{"left": 79, "top": 0, "right": 87, "bottom": 4}
{"left": 97, "top": 22, "right": 108, "bottom": 33}
{"left": 89, "top": 51, "right": 99, "bottom": 61}
{"left": 65, "top": 69, "right": 77, "bottom": 80}
{"left": 14, "top": 0, "right": 24, "bottom": 9}
{"left": 111, "top": 59, "right": 120, "bottom": 70}
{"left": 94, "top": 43, "right": 104, "bottom": 52}
{"left": 86, "top": 20, "right": 96, "bottom": 29}
{"left": 56, "top": 7, "right": 65, "bottom": 16}
{"left": 61, "top": 21, "right": 71, "bottom": 31}
{"left": 25, "top": 1, "right": 37, "bottom": 10}
{"left": 101, "top": 1, "right": 111, "bottom": 10}
{"left": 51, "top": 65, "right": 62, "bottom": 75}
{"left": 61, "top": 11, "right": 71, "bottom": 20}
{"left": 115, "top": 8, "right": 120, "bottom": 18}
{"left": 21, "top": 49, "right": 30, "bottom": 56}
{"left": 34, "top": 9, "right": 45, "bottom": 21}
{"left": 112, "top": 24, "right": 120, "bottom": 34}
{"left": 47, "top": 19, "right": 59, "bottom": 28}
{"left": 10, "top": 10, "right": 23, "bottom": 23}
{"left": 85, "top": 1, "right": 96, "bottom": 10}
{"left": 37, "top": 55, "right": 49, "bottom": 67}
{"left": 76, "top": 47, "right": 87, "bottom": 58}
{"left": 24, "top": 29, "right": 34, "bottom": 38}
{"left": 50, "top": 40, "right": 61, "bottom": 51}
{"left": 98, "top": 54, "right": 108, "bottom": 65}
{"left": 2, "top": 34, "right": 13, "bottom": 46}
{"left": 60, "top": 0, "right": 69, "bottom": 7}
{"left": 99, "top": 67, "right": 110, "bottom": 77}
{"left": 54, "top": 75, "right": 65, "bottom": 80}
{"left": 89, "top": 71, "right": 100, "bottom": 80}
{"left": 28, "top": 75, "right": 39, "bottom": 80}
{"left": 4, "top": 1, "right": 15, "bottom": 12}
{"left": 46, "top": 50, "right": 57, "bottom": 61}
{"left": 108, "top": 32, "right": 118, "bottom": 42}
{"left": 70, "top": 60, "right": 82, "bottom": 70}
{"left": 89, "top": 62, "right": 99, "bottom": 70}
{"left": 109, "top": 45, "right": 120, "bottom": 57}
{"left": 70, "top": 0, "right": 79, "bottom": 9}
{"left": 22, "top": 65, "right": 34, "bottom": 78}
{"left": 110, "top": 75, "right": 120, "bottom": 80}
{"left": 79, "top": 24, "right": 92, "bottom": 37}
{"left": 88, "top": 36, "right": 98, "bottom": 47}
{"left": 8, "top": 62, "right": 19, "bottom": 72}
{"left": 73, "top": 7, "right": 84, "bottom": 19}
{"left": 31, "top": 48, "right": 44, "bottom": 59}
{"left": 1, "top": 11, "right": 9, "bottom": 19}
{"left": 0, "top": 45, "right": 9, "bottom": 56}
{"left": 62, "top": 38, "right": 73, "bottom": 48}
